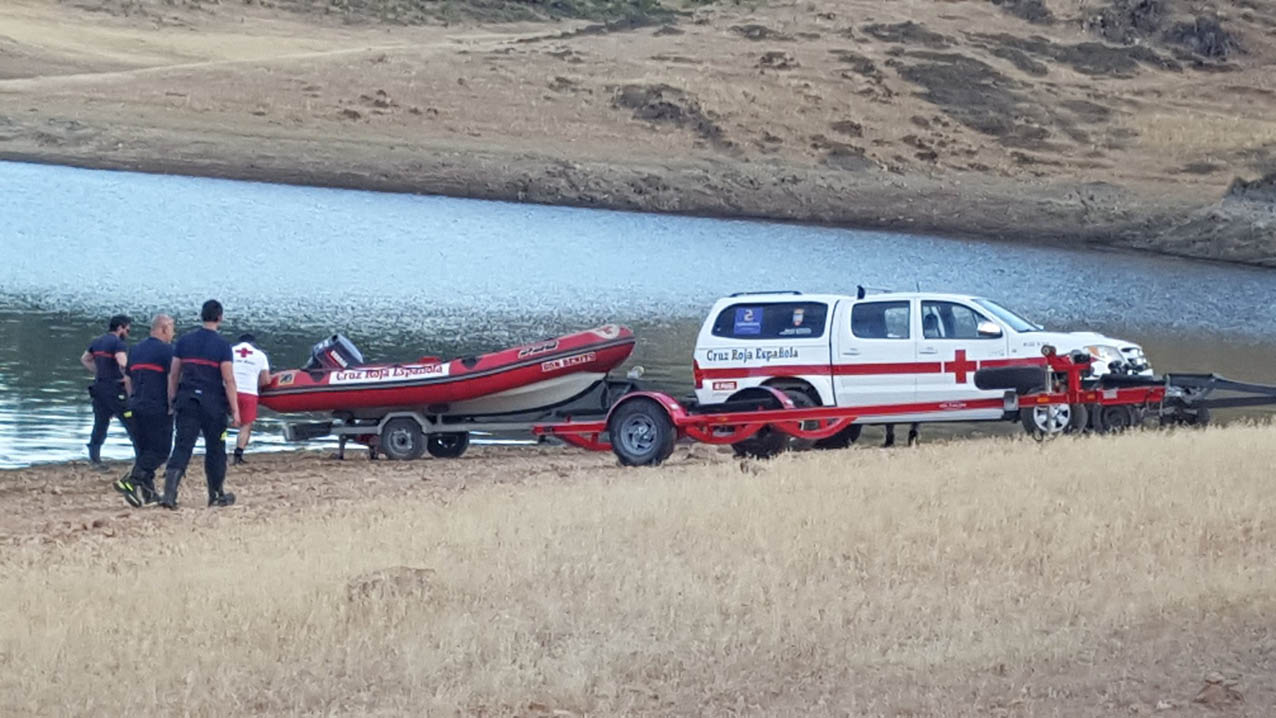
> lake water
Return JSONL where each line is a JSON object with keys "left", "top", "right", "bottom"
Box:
{"left": 2, "top": 160, "right": 1274, "bottom": 467}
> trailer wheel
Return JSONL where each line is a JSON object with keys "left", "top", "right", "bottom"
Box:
{"left": 608, "top": 399, "right": 676, "bottom": 467}
{"left": 381, "top": 418, "right": 426, "bottom": 460}
{"left": 1020, "top": 403, "right": 1087, "bottom": 437}
{"left": 1096, "top": 404, "right": 1135, "bottom": 434}
{"left": 427, "top": 432, "right": 470, "bottom": 459}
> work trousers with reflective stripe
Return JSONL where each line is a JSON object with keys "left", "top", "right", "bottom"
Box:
{"left": 88, "top": 381, "right": 135, "bottom": 451}
{"left": 163, "top": 396, "right": 228, "bottom": 503}
{"left": 129, "top": 410, "right": 173, "bottom": 495}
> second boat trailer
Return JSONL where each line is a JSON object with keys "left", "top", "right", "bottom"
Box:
{"left": 533, "top": 347, "right": 1276, "bottom": 466}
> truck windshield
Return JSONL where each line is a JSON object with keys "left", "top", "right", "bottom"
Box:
{"left": 972, "top": 298, "right": 1043, "bottom": 332}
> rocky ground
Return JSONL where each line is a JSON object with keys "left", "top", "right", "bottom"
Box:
{"left": 1, "top": 0, "right": 1275, "bottom": 263}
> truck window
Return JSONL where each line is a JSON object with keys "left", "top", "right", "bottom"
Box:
{"left": 850, "top": 301, "right": 910, "bottom": 339}
{"left": 710, "top": 302, "right": 828, "bottom": 339}
{"left": 921, "top": 301, "right": 991, "bottom": 339}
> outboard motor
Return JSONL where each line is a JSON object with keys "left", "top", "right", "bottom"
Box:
{"left": 304, "top": 334, "right": 364, "bottom": 370}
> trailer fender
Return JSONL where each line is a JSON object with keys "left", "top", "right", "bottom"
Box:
{"left": 605, "top": 391, "right": 691, "bottom": 428}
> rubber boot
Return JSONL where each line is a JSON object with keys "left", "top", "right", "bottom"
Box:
{"left": 87, "top": 443, "right": 103, "bottom": 465}
{"left": 232, "top": 448, "right": 245, "bottom": 466}
{"left": 159, "top": 468, "right": 182, "bottom": 510}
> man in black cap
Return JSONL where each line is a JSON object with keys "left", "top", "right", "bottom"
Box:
{"left": 160, "top": 300, "right": 241, "bottom": 509}
{"left": 113, "top": 314, "right": 175, "bottom": 507}
{"left": 79, "top": 314, "right": 134, "bottom": 467}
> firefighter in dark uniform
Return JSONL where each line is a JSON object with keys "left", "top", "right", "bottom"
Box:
{"left": 160, "top": 300, "right": 241, "bottom": 509}
{"left": 79, "top": 314, "right": 135, "bottom": 467}
{"left": 112, "top": 314, "right": 176, "bottom": 507}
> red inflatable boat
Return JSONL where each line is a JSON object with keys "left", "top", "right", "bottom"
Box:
{"left": 259, "top": 325, "right": 635, "bottom": 416}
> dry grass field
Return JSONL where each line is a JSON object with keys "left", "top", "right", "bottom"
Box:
{"left": 2, "top": 427, "right": 1274, "bottom": 716}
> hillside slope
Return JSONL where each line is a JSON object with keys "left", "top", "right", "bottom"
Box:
{"left": 2, "top": 0, "right": 1274, "bottom": 263}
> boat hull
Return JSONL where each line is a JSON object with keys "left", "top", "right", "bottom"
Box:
{"left": 259, "top": 325, "right": 635, "bottom": 415}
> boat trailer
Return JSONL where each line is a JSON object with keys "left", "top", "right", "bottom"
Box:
{"left": 533, "top": 348, "right": 1276, "bottom": 466}
{"left": 280, "top": 377, "right": 641, "bottom": 461}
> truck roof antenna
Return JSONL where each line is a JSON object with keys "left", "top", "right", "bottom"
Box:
{"left": 856, "top": 285, "right": 866, "bottom": 299}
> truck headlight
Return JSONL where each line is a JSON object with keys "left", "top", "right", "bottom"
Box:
{"left": 1085, "top": 345, "right": 1125, "bottom": 368}
{"left": 1122, "top": 346, "right": 1150, "bottom": 371}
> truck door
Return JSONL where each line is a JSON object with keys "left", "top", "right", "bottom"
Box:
{"left": 832, "top": 298, "right": 918, "bottom": 410}
{"left": 914, "top": 300, "right": 1009, "bottom": 419}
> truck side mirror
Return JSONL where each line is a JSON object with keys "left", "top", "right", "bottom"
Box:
{"left": 976, "top": 321, "right": 1003, "bottom": 338}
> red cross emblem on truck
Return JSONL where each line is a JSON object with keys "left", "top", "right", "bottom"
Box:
{"left": 236, "top": 347, "right": 254, "bottom": 358}
{"left": 943, "top": 349, "right": 979, "bottom": 383}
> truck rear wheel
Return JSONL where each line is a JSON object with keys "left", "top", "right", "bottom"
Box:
{"left": 608, "top": 399, "right": 676, "bottom": 467}
{"left": 427, "top": 432, "right": 470, "bottom": 458}
{"left": 814, "top": 423, "right": 862, "bottom": 450}
{"left": 781, "top": 389, "right": 818, "bottom": 452}
{"left": 727, "top": 388, "right": 788, "bottom": 459}
{"left": 381, "top": 417, "right": 426, "bottom": 460}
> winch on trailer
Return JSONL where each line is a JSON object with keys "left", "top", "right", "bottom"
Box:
{"left": 533, "top": 345, "right": 1276, "bottom": 466}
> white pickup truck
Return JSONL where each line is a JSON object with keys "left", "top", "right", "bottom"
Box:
{"left": 693, "top": 290, "right": 1151, "bottom": 436}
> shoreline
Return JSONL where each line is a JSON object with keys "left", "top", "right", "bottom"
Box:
{"left": 6, "top": 147, "right": 1256, "bottom": 269}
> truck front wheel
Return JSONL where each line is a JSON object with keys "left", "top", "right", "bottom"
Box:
{"left": 1020, "top": 403, "right": 1087, "bottom": 437}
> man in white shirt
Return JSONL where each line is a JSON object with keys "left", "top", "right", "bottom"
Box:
{"left": 230, "top": 333, "right": 270, "bottom": 465}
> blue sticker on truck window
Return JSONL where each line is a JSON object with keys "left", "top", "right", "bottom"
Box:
{"left": 734, "top": 307, "right": 762, "bottom": 335}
